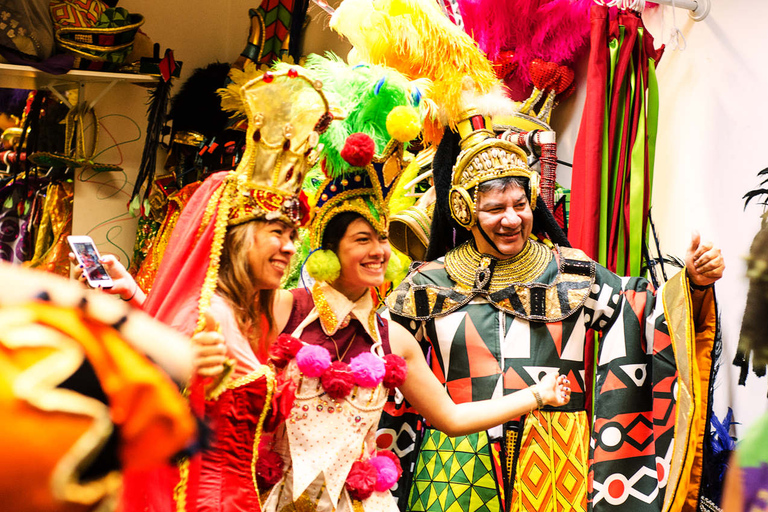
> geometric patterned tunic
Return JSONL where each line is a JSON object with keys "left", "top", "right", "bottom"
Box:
{"left": 384, "top": 240, "right": 719, "bottom": 512}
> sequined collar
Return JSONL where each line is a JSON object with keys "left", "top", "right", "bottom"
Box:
{"left": 444, "top": 240, "right": 552, "bottom": 292}
{"left": 311, "top": 281, "right": 379, "bottom": 342}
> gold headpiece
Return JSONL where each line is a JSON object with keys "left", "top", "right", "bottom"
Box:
{"left": 449, "top": 110, "right": 539, "bottom": 229}
{"left": 492, "top": 59, "right": 574, "bottom": 134}
{"left": 220, "top": 64, "right": 333, "bottom": 227}
{"left": 309, "top": 138, "right": 411, "bottom": 250}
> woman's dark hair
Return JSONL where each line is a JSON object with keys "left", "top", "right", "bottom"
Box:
{"left": 321, "top": 211, "right": 366, "bottom": 252}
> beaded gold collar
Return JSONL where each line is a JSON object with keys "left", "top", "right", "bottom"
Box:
{"left": 444, "top": 240, "right": 552, "bottom": 292}
{"left": 310, "top": 281, "right": 379, "bottom": 343}
{"left": 386, "top": 243, "right": 596, "bottom": 323}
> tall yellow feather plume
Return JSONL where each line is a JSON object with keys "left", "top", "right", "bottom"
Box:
{"left": 330, "top": 0, "right": 499, "bottom": 136}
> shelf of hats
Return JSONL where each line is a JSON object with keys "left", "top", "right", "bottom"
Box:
{"left": 0, "top": 0, "right": 181, "bottom": 278}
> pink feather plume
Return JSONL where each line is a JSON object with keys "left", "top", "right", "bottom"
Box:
{"left": 458, "top": 0, "right": 592, "bottom": 87}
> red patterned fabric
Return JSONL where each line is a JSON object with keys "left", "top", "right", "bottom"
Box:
{"left": 49, "top": 0, "right": 108, "bottom": 28}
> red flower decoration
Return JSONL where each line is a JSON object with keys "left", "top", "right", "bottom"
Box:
{"left": 255, "top": 446, "right": 284, "bottom": 488}
{"left": 346, "top": 460, "right": 377, "bottom": 501}
{"left": 269, "top": 334, "right": 303, "bottom": 368}
{"left": 383, "top": 354, "right": 407, "bottom": 389}
{"left": 340, "top": 133, "right": 375, "bottom": 167}
{"left": 267, "top": 372, "right": 297, "bottom": 430}
{"left": 321, "top": 360, "right": 355, "bottom": 400}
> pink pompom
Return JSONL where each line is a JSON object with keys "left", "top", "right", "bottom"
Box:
{"left": 321, "top": 360, "right": 355, "bottom": 399}
{"left": 369, "top": 455, "right": 399, "bottom": 492}
{"left": 296, "top": 344, "right": 332, "bottom": 377}
{"left": 376, "top": 450, "right": 402, "bottom": 477}
{"left": 350, "top": 352, "right": 386, "bottom": 388}
{"left": 382, "top": 354, "right": 407, "bottom": 389}
{"left": 340, "top": 133, "right": 375, "bottom": 167}
{"left": 346, "top": 460, "right": 377, "bottom": 501}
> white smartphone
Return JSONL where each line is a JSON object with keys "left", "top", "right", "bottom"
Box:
{"left": 67, "top": 236, "right": 114, "bottom": 289}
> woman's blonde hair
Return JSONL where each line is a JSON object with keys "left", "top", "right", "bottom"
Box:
{"left": 217, "top": 220, "right": 276, "bottom": 361}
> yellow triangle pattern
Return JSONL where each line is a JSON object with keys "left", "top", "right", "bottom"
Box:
{"left": 509, "top": 410, "right": 589, "bottom": 512}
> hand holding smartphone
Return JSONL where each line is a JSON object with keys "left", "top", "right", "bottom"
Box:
{"left": 67, "top": 236, "right": 114, "bottom": 289}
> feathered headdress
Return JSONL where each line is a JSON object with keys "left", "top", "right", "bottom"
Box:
{"left": 275, "top": 53, "right": 421, "bottom": 282}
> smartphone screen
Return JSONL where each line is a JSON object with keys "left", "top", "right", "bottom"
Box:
{"left": 68, "top": 237, "right": 113, "bottom": 288}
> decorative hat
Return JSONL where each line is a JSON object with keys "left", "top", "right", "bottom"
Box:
{"left": 448, "top": 109, "right": 539, "bottom": 229}
{"left": 143, "top": 64, "right": 333, "bottom": 333}
{"left": 220, "top": 63, "right": 332, "bottom": 227}
{"left": 283, "top": 55, "right": 420, "bottom": 251}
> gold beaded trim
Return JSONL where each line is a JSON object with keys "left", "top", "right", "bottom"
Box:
{"left": 196, "top": 173, "right": 231, "bottom": 243}
{"left": 174, "top": 458, "right": 189, "bottom": 512}
{"left": 249, "top": 367, "right": 276, "bottom": 496}
{"left": 196, "top": 178, "right": 235, "bottom": 334}
{"left": 311, "top": 282, "right": 338, "bottom": 335}
{"left": 445, "top": 240, "right": 552, "bottom": 292}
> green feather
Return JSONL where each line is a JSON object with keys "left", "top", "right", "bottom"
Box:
{"left": 299, "top": 53, "right": 414, "bottom": 178}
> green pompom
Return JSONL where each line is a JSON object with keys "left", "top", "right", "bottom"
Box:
{"left": 306, "top": 249, "right": 341, "bottom": 282}
{"left": 384, "top": 250, "right": 410, "bottom": 285}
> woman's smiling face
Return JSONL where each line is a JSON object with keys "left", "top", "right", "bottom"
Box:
{"left": 248, "top": 220, "right": 297, "bottom": 290}
{"left": 332, "top": 217, "right": 391, "bottom": 301}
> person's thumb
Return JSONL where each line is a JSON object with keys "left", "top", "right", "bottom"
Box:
{"left": 202, "top": 309, "right": 219, "bottom": 333}
{"left": 689, "top": 230, "right": 701, "bottom": 252}
{"left": 100, "top": 254, "right": 117, "bottom": 268}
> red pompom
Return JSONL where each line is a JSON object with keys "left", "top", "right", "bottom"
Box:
{"left": 267, "top": 372, "right": 297, "bottom": 429}
{"left": 340, "top": 133, "right": 375, "bottom": 167}
{"left": 255, "top": 446, "right": 284, "bottom": 488}
{"left": 269, "top": 334, "right": 303, "bottom": 368}
{"left": 321, "top": 360, "right": 355, "bottom": 400}
{"left": 376, "top": 450, "right": 402, "bottom": 479}
{"left": 346, "top": 460, "right": 377, "bottom": 501}
{"left": 298, "top": 190, "right": 311, "bottom": 226}
{"left": 383, "top": 354, "right": 407, "bottom": 389}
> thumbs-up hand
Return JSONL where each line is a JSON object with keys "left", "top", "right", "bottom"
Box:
{"left": 191, "top": 310, "right": 228, "bottom": 377}
{"left": 685, "top": 231, "right": 725, "bottom": 287}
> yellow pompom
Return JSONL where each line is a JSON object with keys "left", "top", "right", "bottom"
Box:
{"left": 306, "top": 249, "right": 341, "bottom": 282}
{"left": 386, "top": 106, "right": 421, "bottom": 143}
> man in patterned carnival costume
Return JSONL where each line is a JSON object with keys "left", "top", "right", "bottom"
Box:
{"left": 385, "top": 111, "right": 725, "bottom": 512}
